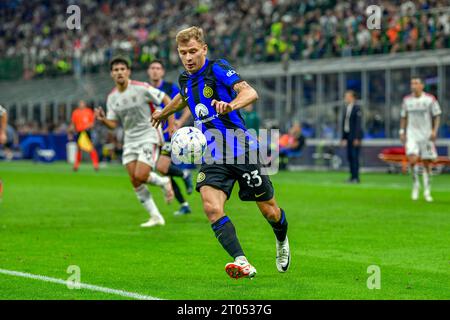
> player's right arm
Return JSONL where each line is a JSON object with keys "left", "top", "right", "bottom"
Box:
{"left": 174, "top": 107, "right": 192, "bottom": 129}
{"left": 152, "top": 93, "right": 187, "bottom": 128}
{"left": 95, "top": 106, "right": 118, "bottom": 129}
{"left": 399, "top": 98, "right": 407, "bottom": 144}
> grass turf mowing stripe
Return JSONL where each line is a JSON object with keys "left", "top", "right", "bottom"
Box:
{"left": 0, "top": 268, "right": 161, "bottom": 300}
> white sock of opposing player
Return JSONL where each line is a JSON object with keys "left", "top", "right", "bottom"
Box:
{"left": 412, "top": 165, "right": 420, "bottom": 188}
{"left": 134, "top": 184, "right": 163, "bottom": 220}
{"left": 422, "top": 169, "right": 430, "bottom": 194}
{"left": 147, "top": 172, "right": 169, "bottom": 187}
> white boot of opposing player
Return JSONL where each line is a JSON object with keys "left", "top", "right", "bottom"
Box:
{"left": 225, "top": 256, "right": 257, "bottom": 279}
{"left": 276, "top": 236, "right": 291, "bottom": 273}
{"left": 147, "top": 172, "right": 174, "bottom": 203}
{"left": 135, "top": 185, "right": 166, "bottom": 227}
{"left": 140, "top": 215, "right": 165, "bottom": 227}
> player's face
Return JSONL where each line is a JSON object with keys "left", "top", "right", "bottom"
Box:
{"left": 411, "top": 79, "right": 424, "bottom": 95}
{"left": 148, "top": 63, "right": 164, "bottom": 82}
{"left": 111, "top": 63, "right": 130, "bottom": 86}
{"left": 177, "top": 39, "right": 207, "bottom": 73}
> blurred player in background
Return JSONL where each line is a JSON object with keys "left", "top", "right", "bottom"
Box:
{"left": 69, "top": 100, "right": 99, "bottom": 172}
{"left": 400, "top": 77, "right": 441, "bottom": 202}
{"left": 152, "top": 27, "right": 290, "bottom": 280}
{"left": 0, "top": 104, "right": 7, "bottom": 146}
{"left": 0, "top": 104, "right": 7, "bottom": 200}
{"left": 147, "top": 60, "right": 193, "bottom": 216}
{"left": 95, "top": 55, "right": 174, "bottom": 227}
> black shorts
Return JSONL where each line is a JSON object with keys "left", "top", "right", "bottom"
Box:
{"left": 196, "top": 162, "right": 274, "bottom": 202}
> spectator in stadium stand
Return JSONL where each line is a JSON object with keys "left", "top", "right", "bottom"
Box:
{"left": 341, "top": 90, "right": 363, "bottom": 184}
{"left": 1, "top": 0, "right": 450, "bottom": 80}
{"left": 279, "top": 122, "right": 305, "bottom": 171}
{"left": 68, "top": 100, "right": 99, "bottom": 172}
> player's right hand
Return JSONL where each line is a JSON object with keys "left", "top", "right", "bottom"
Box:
{"left": 151, "top": 110, "right": 165, "bottom": 128}
{"left": 94, "top": 107, "right": 106, "bottom": 121}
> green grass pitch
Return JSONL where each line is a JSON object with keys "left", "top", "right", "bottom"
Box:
{"left": 0, "top": 162, "right": 449, "bottom": 300}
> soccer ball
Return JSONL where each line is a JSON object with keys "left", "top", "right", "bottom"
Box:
{"left": 171, "top": 126, "right": 207, "bottom": 163}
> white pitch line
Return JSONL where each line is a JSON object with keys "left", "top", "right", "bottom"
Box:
{"left": 0, "top": 268, "right": 161, "bottom": 300}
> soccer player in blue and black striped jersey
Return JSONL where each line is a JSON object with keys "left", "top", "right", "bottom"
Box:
{"left": 148, "top": 60, "right": 194, "bottom": 216}
{"left": 152, "top": 27, "right": 290, "bottom": 279}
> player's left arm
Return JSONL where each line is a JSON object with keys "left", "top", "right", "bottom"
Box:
{"left": 354, "top": 106, "right": 363, "bottom": 146}
{"left": 430, "top": 97, "right": 442, "bottom": 142}
{"left": 431, "top": 115, "right": 440, "bottom": 142}
{"left": 212, "top": 81, "right": 259, "bottom": 114}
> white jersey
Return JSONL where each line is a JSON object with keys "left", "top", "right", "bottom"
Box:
{"left": 106, "top": 80, "right": 164, "bottom": 145}
{"left": 0, "top": 105, "right": 6, "bottom": 116}
{"left": 400, "top": 92, "right": 441, "bottom": 141}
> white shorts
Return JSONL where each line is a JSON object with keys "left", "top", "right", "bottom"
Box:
{"left": 406, "top": 139, "right": 437, "bottom": 160}
{"left": 122, "top": 141, "right": 160, "bottom": 168}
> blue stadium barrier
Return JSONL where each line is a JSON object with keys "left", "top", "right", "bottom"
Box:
{"left": 19, "top": 134, "right": 68, "bottom": 161}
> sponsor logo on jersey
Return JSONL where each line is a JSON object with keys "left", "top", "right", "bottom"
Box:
{"left": 195, "top": 103, "right": 209, "bottom": 119}
{"left": 203, "top": 85, "right": 214, "bottom": 98}
{"left": 226, "top": 70, "right": 236, "bottom": 77}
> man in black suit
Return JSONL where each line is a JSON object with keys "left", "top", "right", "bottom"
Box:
{"left": 341, "top": 90, "right": 363, "bottom": 183}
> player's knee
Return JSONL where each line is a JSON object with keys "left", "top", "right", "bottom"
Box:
{"left": 259, "top": 202, "right": 279, "bottom": 221}
{"left": 133, "top": 172, "right": 148, "bottom": 184}
{"left": 203, "top": 201, "right": 223, "bottom": 220}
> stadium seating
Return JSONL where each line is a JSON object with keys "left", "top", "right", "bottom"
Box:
{"left": 1, "top": 0, "right": 449, "bottom": 79}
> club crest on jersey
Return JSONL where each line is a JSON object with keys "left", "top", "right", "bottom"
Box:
{"left": 195, "top": 103, "right": 209, "bottom": 119}
{"left": 203, "top": 85, "right": 213, "bottom": 98}
{"left": 197, "top": 172, "right": 206, "bottom": 183}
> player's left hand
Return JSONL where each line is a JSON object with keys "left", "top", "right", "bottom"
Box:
{"left": 430, "top": 131, "right": 437, "bottom": 142}
{"left": 353, "top": 139, "right": 361, "bottom": 147}
{"left": 212, "top": 99, "right": 234, "bottom": 114}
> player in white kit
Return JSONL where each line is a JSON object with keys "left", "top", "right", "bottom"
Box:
{"left": 95, "top": 55, "right": 175, "bottom": 227}
{"left": 400, "top": 77, "right": 441, "bottom": 202}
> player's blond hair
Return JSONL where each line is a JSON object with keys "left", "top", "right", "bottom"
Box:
{"left": 176, "top": 26, "right": 206, "bottom": 45}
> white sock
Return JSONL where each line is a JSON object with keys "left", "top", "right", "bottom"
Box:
{"left": 134, "top": 185, "right": 162, "bottom": 219}
{"left": 181, "top": 202, "right": 189, "bottom": 207}
{"left": 412, "top": 165, "right": 420, "bottom": 188}
{"left": 147, "top": 172, "right": 169, "bottom": 187}
{"left": 235, "top": 256, "right": 248, "bottom": 263}
{"left": 422, "top": 170, "right": 430, "bottom": 193}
